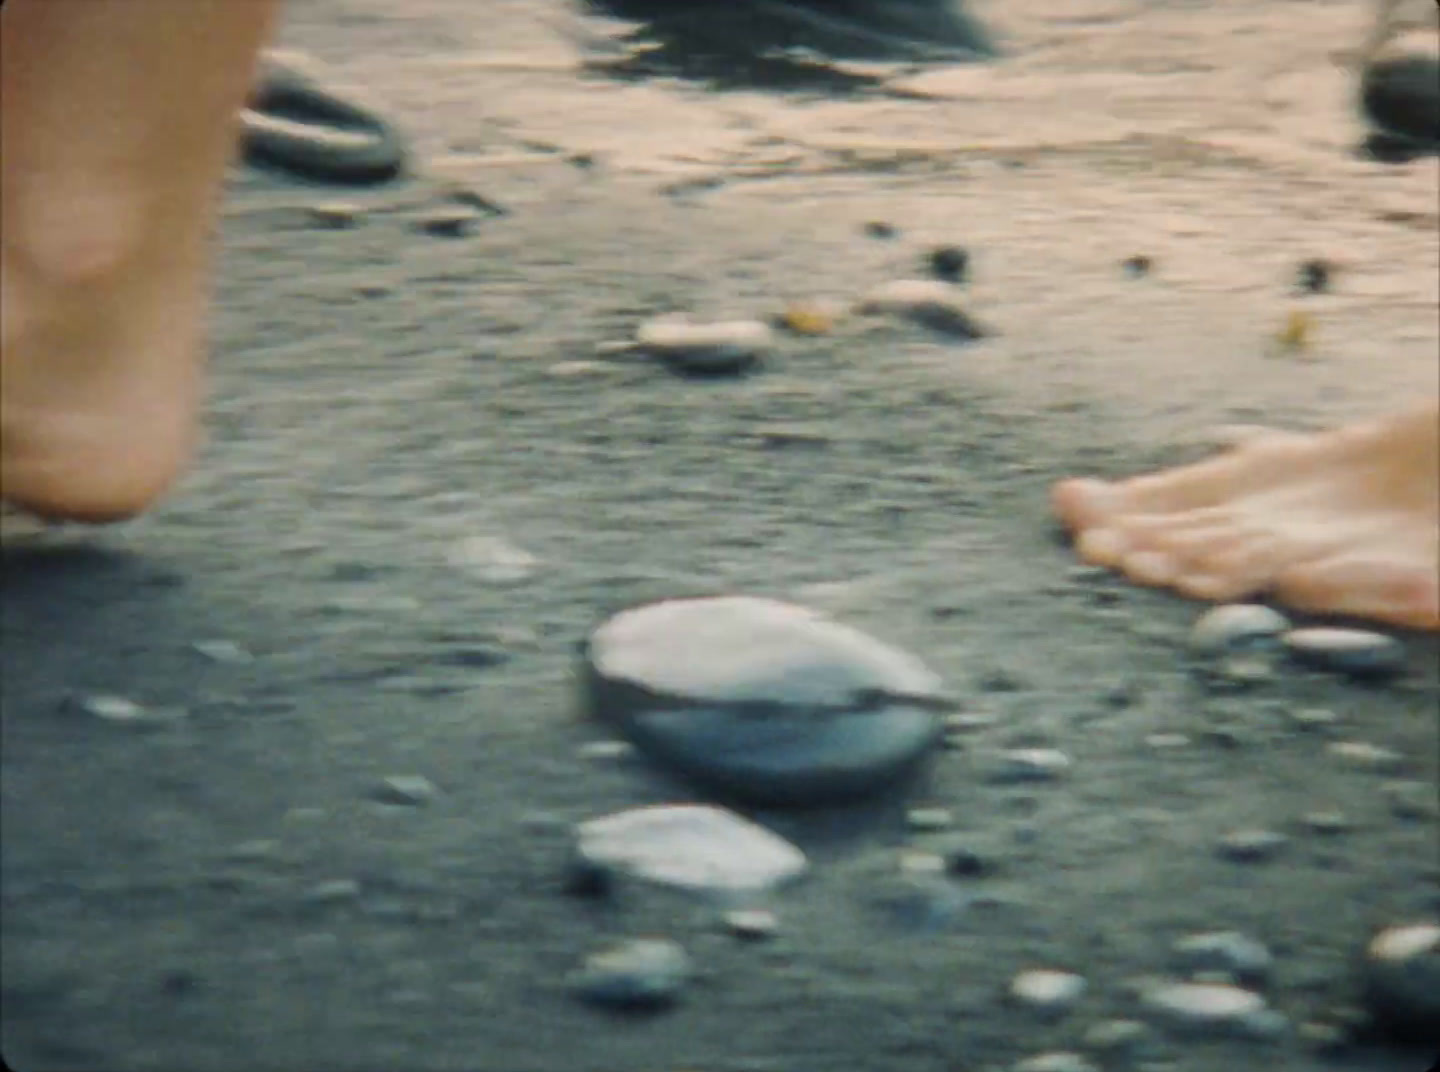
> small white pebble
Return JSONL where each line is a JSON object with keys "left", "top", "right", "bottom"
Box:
{"left": 1010, "top": 969, "right": 1087, "bottom": 1011}
{"left": 1327, "top": 741, "right": 1404, "bottom": 773}
{"left": 905, "top": 807, "right": 954, "bottom": 831}
{"left": 77, "top": 694, "right": 147, "bottom": 722}
{"left": 1012, "top": 1053, "right": 1099, "bottom": 1072}
{"left": 723, "top": 908, "right": 779, "bottom": 940}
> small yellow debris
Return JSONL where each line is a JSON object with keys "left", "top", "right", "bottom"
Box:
{"left": 777, "top": 302, "right": 837, "bottom": 336}
{"left": 1277, "top": 309, "right": 1311, "bottom": 351}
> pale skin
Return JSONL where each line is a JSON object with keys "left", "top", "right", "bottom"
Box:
{"left": 1, "top": 0, "right": 1435, "bottom": 631}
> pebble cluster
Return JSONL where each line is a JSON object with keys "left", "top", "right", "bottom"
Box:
{"left": 542, "top": 588, "right": 1435, "bottom": 1061}
{"left": 622, "top": 244, "right": 988, "bottom": 377}
{"left": 73, "top": 571, "right": 1426, "bottom": 1060}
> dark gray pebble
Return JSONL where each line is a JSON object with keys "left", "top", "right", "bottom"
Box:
{"left": 1216, "top": 828, "right": 1288, "bottom": 862}
{"left": 1121, "top": 255, "right": 1152, "bottom": 278}
{"left": 1172, "top": 931, "right": 1272, "bottom": 985}
{"left": 1297, "top": 258, "right": 1333, "bottom": 294}
{"left": 370, "top": 774, "right": 437, "bottom": 806}
{"left": 571, "top": 938, "right": 690, "bottom": 1011}
{"left": 415, "top": 206, "right": 478, "bottom": 237}
{"left": 927, "top": 245, "right": 970, "bottom": 283}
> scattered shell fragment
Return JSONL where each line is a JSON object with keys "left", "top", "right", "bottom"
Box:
{"left": 1276, "top": 309, "right": 1312, "bottom": 352}
{"left": 776, "top": 301, "right": 842, "bottom": 336}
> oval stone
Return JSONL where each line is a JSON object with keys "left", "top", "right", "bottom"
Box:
{"left": 1363, "top": 922, "right": 1440, "bottom": 1042}
{"left": 635, "top": 316, "right": 772, "bottom": 376}
{"left": 581, "top": 596, "right": 951, "bottom": 805}
{"left": 574, "top": 804, "right": 807, "bottom": 896}
{"left": 1282, "top": 628, "right": 1406, "bottom": 679}
{"left": 1189, "top": 604, "right": 1290, "bottom": 656}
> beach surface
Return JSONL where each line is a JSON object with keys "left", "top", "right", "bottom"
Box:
{"left": 2, "top": 2, "right": 1437, "bottom": 1070}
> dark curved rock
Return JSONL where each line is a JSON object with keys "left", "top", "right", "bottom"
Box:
{"left": 1359, "top": 54, "right": 1439, "bottom": 158}
{"left": 581, "top": 595, "right": 953, "bottom": 806}
{"left": 240, "top": 52, "right": 407, "bottom": 185}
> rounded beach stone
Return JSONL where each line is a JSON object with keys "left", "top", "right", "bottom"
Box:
{"left": 1362, "top": 922, "right": 1440, "bottom": 1042}
{"left": 1281, "top": 628, "right": 1405, "bottom": 679}
{"left": 1139, "top": 981, "right": 1270, "bottom": 1036}
{"left": 1190, "top": 604, "right": 1290, "bottom": 655}
{"left": 571, "top": 938, "right": 690, "bottom": 1011}
{"left": 635, "top": 316, "right": 772, "bottom": 376}
{"left": 1172, "top": 931, "right": 1272, "bottom": 985}
{"left": 581, "top": 596, "right": 951, "bottom": 805}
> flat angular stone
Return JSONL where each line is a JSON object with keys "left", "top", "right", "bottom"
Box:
{"left": 582, "top": 596, "right": 951, "bottom": 805}
{"left": 574, "top": 805, "right": 806, "bottom": 895}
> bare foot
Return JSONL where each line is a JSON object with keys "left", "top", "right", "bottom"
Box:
{"left": 0, "top": 0, "right": 277, "bottom": 522}
{"left": 1052, "top": 404, "right": 1440, "bottom": 630}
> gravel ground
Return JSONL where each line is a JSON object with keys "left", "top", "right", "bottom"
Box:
{"left": 2, "top": 2, "right": 1436, "bottom": 1070}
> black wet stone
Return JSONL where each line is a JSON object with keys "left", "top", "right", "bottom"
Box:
{"left": 1296, "top": 258, "right": 1333, "bottom": 295}
{"left": 864, "top": 220, "right": 899, "bottom": 239}
{"left": 1215, "top": 828, "right": 1288, "bottom": 863}
{"left": 1121, "top": 255, "right": 1152, "bottom": 278}
{"left": 927, "top": 245, "right": 970, "bottom": 284}
{"left": 581, "top": 596, "right": 951, "bottom": 806}
{"left": 1360, "top": 55, "right": 1440, "bottom": 150}
{"left": 415, "top": 206, "right": 478, "bottom": 237}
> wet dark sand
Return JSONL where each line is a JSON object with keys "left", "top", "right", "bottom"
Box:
{"left": 3, "top": 2, "right": 1437, "bottom": 1070}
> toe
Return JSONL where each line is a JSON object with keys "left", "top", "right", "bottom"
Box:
{"left": 1120, "top": 549, "right": 1179, "bottom": 588}
{"left": 1075, "top": 526, "right": 1128, "bottom": 568}
{"left": 1051, "top": 478, "right": 1119, "bottom": 530}
{"left": 1273, "top": 553, "right": 1440, "bottom": 630}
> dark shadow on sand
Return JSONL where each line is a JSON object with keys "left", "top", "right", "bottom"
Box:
{"left": 579, "top": 0, "right": 996, "bottom": 95}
